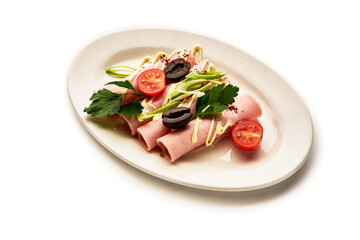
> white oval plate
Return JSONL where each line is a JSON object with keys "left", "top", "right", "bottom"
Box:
{"left": 67, "top": 29, "right": 313, "bottom": 191}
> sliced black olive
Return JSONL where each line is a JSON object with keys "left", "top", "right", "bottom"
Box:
{"left": 163, "top": 107, "right": 190, "bottom": 118}
{"left": 162, "top": 107, "right": 193, "bottom": 129}
{"left": 163, "top": 58, "right": 191, "bottom": 82}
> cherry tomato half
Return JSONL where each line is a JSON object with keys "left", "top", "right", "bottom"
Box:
{"left": 137, "top": 69, "right": 166, "bottom": 96}
{"left": 231, "top": 120, "right": 263, "bottom": 151}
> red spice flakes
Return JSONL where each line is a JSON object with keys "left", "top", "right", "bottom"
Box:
{"left": 227, "top": 105, "right": 238, "bottom": 113}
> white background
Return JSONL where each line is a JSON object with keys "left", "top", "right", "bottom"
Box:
{"left": 1, "top": 0, "right": 359, "bottom": 239}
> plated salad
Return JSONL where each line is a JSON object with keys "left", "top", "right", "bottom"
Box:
{"left": 84, "top": 45, "right": 263, "bottom": 163}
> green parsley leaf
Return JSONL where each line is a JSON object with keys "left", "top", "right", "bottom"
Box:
{"left": 219, "top": 83, "right": 239, "bottom": 105}
{"left": 84, "top": 89, "right": 124, "bottom": 117}
{"left": 105, "top": 80, "right": 136, "bottom": 92}
{"left": 196, "top": 83, "right": 239, "bottom": 117}
{"left": 118, "top": 98, "right": 143, "bottom": 117}
{"left": 197, "top": 102, "right": 228, "bottom": 117}
{"left": 84, "top": 81, "right": 144, "bottom": 118}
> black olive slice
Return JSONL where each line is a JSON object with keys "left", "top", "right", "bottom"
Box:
{"left": 162, "top": 107, "right": 193, "bottom": 129}
{"left": 164, "top": 59, "right": 191, "bottom": 82}
{"left": 162, "top": 107, "right": 190, "bottom": 118}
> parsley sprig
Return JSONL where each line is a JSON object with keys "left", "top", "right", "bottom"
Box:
{"left": 83, "top": 80, "right": 144, "bottom": 118}
{"left": 196, "top": 83, "right": 239, "bottom": 118}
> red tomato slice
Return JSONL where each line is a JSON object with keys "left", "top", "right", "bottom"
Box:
{"left": 137, "top": 69, "right": 166, "bottom": 96}
{"left": 231, "top": 120, "right": 263, "bottom": 151}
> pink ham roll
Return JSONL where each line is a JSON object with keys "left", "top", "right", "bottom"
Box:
{"left": 121, "top": 84, "right": 172, "bottom": 136}
{"left": 137, "top": 120, "right": 170, "bottom": 150}
{"left": 137, "top": 96, "right": 197, "bottom": 151}
{"left": 157, "top": 94, "right": 262, "bottom": 163}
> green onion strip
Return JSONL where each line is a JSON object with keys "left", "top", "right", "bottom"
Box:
{"left": 105, "top": 65, "right": 137, "bottom": 78}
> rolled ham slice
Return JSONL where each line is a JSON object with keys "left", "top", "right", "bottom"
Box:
{"left": 121, "top": 84, "right": 172, "bottom": 136}
{"left": 157, "top": 94, "right": 262, "bottom": 163}
{"left": 137, "top": 96, "right": 197, "bottom": 151}
{"left": 137, "top": 120, "right": 170, "bottom": 150}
